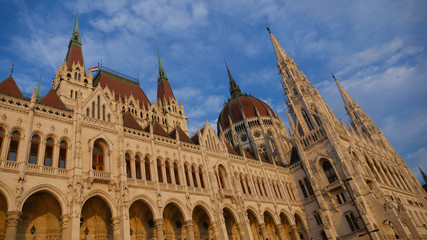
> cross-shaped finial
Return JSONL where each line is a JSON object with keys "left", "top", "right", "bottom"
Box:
{"left": 331, "top": 73, "right": 337, "bottom": 81}
{"left": 10, "top": 64, "right": 14, "bottom": 76}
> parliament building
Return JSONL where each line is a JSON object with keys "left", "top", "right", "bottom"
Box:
{"left": 0, "top": 15, "right": 426, "bottom": 240}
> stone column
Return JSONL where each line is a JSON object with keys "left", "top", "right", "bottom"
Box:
{"left": 291, "top": 225, "right": 299, "bottom": 240}
{"left": 112, "top": 217, "right": 121, "bottom": 240}
{"left": 210, "top": 222, "right": 221, "bottom": 240}
{"left": 236, "top": 224, "right": 246, "bottom": 240}
{"left": 260, "top": 223, "right": 268, "bottom": 240}
{"left": 185, "top": 220, "right": 195, "bottom": 240}
{"left": 275, "top": 224, "right": 285, "bottom": 240}
{"left": 5, "top": 211, "right": 21, "bottom": 240}
{"left": 61, "top": 214, "right": 71, "bottom": 240}
{"left": 154, "top": 218, "right": 164, "bottom": 240}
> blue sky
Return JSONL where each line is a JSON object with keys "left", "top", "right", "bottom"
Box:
{"left": 1, "top": 0, "right": 426, "bottom": 182}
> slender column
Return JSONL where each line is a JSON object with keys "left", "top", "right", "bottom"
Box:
{"left": 210, "top": 222, "right": 221, "bottom": 240}
{"left": 154, "top": 218, "right": 164, "bottom": 240}
{"left": 5, "top": 211, "right": 21, "bottom": 240}
{"left": 61, "top": 214, "right": 71, "bottom": 240}
{"left": 260, "top": 223, "right": 268, "bottom": 240}
{"left": 290, "top": 225, "right": 299, "bottom": 240}
{"left": 185, "top": 220, "right": 195, "bottom": 240}
{"left": 275, "top": 224, "right": 285, "bottom": 240}
{"left": 112, "top": 217, "right": 121, "bottom": 240}
{"left": 236, "top": 224, "right": 246, "bottom": 240}
{"left": 130, "top": 156, "right": 136, "bottom": 179}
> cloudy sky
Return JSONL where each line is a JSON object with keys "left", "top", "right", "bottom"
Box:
{"left": 1, "top": 0, "right": 426, "bottom": 181}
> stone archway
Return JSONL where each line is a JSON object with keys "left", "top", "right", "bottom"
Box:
{"left": 129, "top": 200, "right": 154, "bottom": 240}
{"left": 192, "top": 205, "right": 214, "bottom": 240}
{"left": 80, "top": 196, "right": 113, "bottom": 240}
{"left": 17, "top": 191, "right": 62, "bottom": 239}
{"left": 280, "top": 213, "right": 293, "bottom": 240}
{"left": 0, "top": 192, "right": 6, "bottom": 239}
{"left": 163, "top": 203, "right": 187, "bottom": 240}
{"left": 294, "top": 214, "right": 308, "bottom": 240}
{"left": 223, "top": 208, "right": 240, "bottom": 240}
{"left": 264, "top": 212, "right": 279, "bottom": 240}
{"left": 247, "top": 210, "right": 262, "bottom": 240}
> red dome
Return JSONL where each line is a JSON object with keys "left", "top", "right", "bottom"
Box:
{"left": 218, "top": 95, "right": 275, "bottom": 131}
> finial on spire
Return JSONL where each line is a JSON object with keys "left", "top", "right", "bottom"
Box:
{"left": 266, "top": 25, "right": 271, "bottom": 33}
{"left": 331, "top": 73, "right": 338, "bottom": 81}
{"left": 157, "top": 49, "right": 168, "bottom": 82}
{"left": 10, "top": 64, "right": 14, "bottom": 76}
{"left": 70, "top": 12, "right": 81, "bottom": 44}
{"left": 36, "top": 75, "right": 42, "bottom": 100}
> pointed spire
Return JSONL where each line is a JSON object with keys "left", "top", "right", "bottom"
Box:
{"left": 70, "top": 12, "right": 81, "bottom": 44}
{"left": 419, "top": 166, "right": 427, "bottom": 184}
{"left": 36, "top": 76, "right": 41, "bottom": 100}
{"left": 333, "top": 74, "right": 357, "bottom": 108}
{"left": 225, "top": 59, "right": 241, "bottom": 98}
{"left": 268, "top": 28, "right": 295, "bottom": 67}
{"left": 157, "top": 50, "right": 168, "bottom": 82}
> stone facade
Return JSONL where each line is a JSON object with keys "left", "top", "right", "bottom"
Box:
{"left": 0, "top": 16, "right": 426, "bottom": 240}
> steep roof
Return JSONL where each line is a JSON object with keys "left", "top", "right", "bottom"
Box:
{"left": 226, "top": 143, "right": 236, "bottom": 154}
{"left": 157, "top": 80, "right": 175, "bottom": 103}
{"left": 169, "top": 127, "right": 193, "bottom": 144}
{"left": 152, "top": 121, "right": 170, "bottom": 138}
{"left": 123, "top": 112, "right": 143, "bottom": 130}
{"left": 93, "top": 70, "right": 150, "bottom": 109}
{"left": 0, "top": 76, "right": 25, "bottom": 99}
{"left": 65, "top": 43, "right": 85, "bottom": 72}
{"left": 39, "top": 90, "right": 67, "bottom": 110}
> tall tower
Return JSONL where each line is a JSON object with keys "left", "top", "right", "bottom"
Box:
{"left": 53, "top": 13, "right": 94, "bottom": 108}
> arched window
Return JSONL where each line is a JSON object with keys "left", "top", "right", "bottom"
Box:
{"left": 28, "top": 135, "right": 40, "bottom": 164}
{"left": 92, "top": 143, "right": 104, "bottom": 171}
{"left": 145, "top": 157, "right": 151, "bottom": 181}
{"left": 102, "top": 105, "right": 105, "bottom": 120}
{"left": 246, "top": 176, "right": 252, "bottom": 195}
{"left": 191, "top": 166, "right": 198, "bottom": 187}
{"left": 157, "top": 159, "right": 163, "bottom": 182}
{"left": 185, "top": 164, "right": 191, "bottom": 186}
{"left": 345, "top": 212, "right": 360, "bottom": 232}
{"left": 125, "top": 153, "right": 131, "bottom": 178}
{"left": 78, "top": 73, "right": 81, "bottom": 81}
{"left": 97, "top": 96, "right": 100, "bottom": 119}
{"left": 58, "top": 140, "right": 67, "bottom": 168}
{"left": 321, "top": 231, "right": 328, "bottom": 240}
{"left": 240, "top": 176, "right": 246, "bottom": 194}
{"left": 174, "top": 162, "right": 180, "bottom": 185}
{"left": 44, "top": 137, "right": 54, "bottom": 166}
{"left": 323, "top": 161, "right": 338, "bottom": 183}
{"left": 304, "top": 178, "right": 314, "bottom": 196}
{"left": 135, "top": 155, "right": 141, "bottom": 179}
{"left": 199, "top": 166, "right": 205, "bottom": 188}
{"left": 75, "top": 91, "right": 77, "bottom": 99}
{"left": 299, "top": 180, "right": 308, "bottom": 198}
{"left": 165, "top": 161, "right": 172, "bottom": 184}
{"left": 218, "top": 166, "right": 226, "bottom": 189}
{"left": 314, "top": 212, "right": 323, "bottom": 225}
{"left": 262, "top": 181, "right": 268, "bottom": 197}
{"left": 0, "top": 127, "right": 4, "bottom": 157}
{"left": 257, "top": 180, "right": 263, "bottom": 196}
{"left": 92, "top": 102, "right": 95, "bottom": 118}
{"left": 70, "top": 90, "right": 73, "bottom": 98}
{"left": 107, "top": 114, "right": 111, "bottom": 122}
{"left": 86, "top": 108, "right": 89, "bottom": 116}
{"left": 74, "top": 72, "right": 77, "bottom": 79}
{"left": 302, "top": 110, "right": 314, "bottom": 130}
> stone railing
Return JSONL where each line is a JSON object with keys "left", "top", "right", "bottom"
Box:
{"left": 25, "top": 164, "right": 70, "bottom": 177}
{"left": 300, "top": 127, "right": 326, "bottom": 148}
{"left": 89, "top": 169, "right": 112, "bottom": 180}
{"left": 0, "top": 160, "right": 20, "bottom": 171}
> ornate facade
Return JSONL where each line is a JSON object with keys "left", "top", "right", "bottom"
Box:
{"left": 0, "top": 15, "right": 426, "bottom": 240}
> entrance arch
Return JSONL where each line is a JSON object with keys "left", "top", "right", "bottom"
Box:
{"left": 129, "top": 200, "right": 155, "bottom": 240}
{"left": 0, "top": 192, "right": 6, "bottom": 238}
{"left": 247, "top": 210, "right": 262, "bottom": 240}
{"left": 223, "top": 208, "right": 240, "bottom": 240}
{"left": 295, "top": 213, "right": 308, "bottom": 240}
{"left": 192, "top": 205, "right": 214, "bottom": 240}
{"left": 80, "top": 196, "right": 113, "bottom": 239}
{"left": 279, "top": 212, "right": 293, "bottom": 240}
{"left": 16, "top": 191, "right": 62, "bottom": 239}
{"left": 264, "top": 212, "right": 279, "bottom": 240}
{"left": 163, "top": 203, "right": 187, "bottom": 240}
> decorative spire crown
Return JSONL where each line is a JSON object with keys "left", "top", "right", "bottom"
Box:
{"left": 419, "top": 166, "right": 427, "bottom": 184}
{"left": 70, "top": 12, "right": 81, "bottom": 44}
{"left": 225, "top": 60, "right": 241, "bottom": 98}
{"left": 157, "top": 50, "right": 168, "bottom": 82}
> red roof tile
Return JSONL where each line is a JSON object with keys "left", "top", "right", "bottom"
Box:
{"left": 39, "top": 90, "right": 67, "bottom": 110}
{"left": 123, "top": 112, "right": 143, "bottom": 130}
{"left": 157, "top": 80, "right": 175, "bottom": 103}
{"left": 0, "top": 76, "right": 24, "bottom": 99}
{"left": 93, "top": 70, "right": 150, "bottom": 109}
{"left": 153, "top": 121, "right": 170, "bottom": 138}
{"left": 243, "top": 148, "right": 255, "bottom": 159}
{"left": 169, "top": 127, "right": 193, "bottom": 144}
{"left": 65, "top": 43, "right": 85, "bottom": 73}
{"left": 226, "top": 143, "right": 236, "bottom": 154}
{"left": 191, "top": 133, "right": 200, "bottom": 145}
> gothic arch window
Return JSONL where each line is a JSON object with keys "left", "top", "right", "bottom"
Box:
{"left": 191, "top": 165, "right": 198, "bottom": 187}
{"left": 44, "top": 137, "right": 54, "bottom": 166}
{"left": 165, "top": 161, "right": 172, "bottom": 184}
{"left": 184, "top": 164, "right": 191, "bottom": 186}
{"left": 0, "top": 127, "right": 4, "bottom": 157}
{"left": 97, "top": 96, "right": 100, "bottom": 119}
{"left": 28, "top": 135, "right": 40, "bottom": 164}
{"left": 107, "top": 114, "right": 111, "bottom": 122}
{"left": 92, "top": 102, "right": 95, "bottom": 118}
{"left": 199, "top": 166, "right": 205, "bottom": 188}
{"left": 135, "top": 155, "right": 141, "bottom": 179}
{"left": 345, "top": 212, "right": 360, "bottom": 232}
{"left": 75, "top": 91, "right": 78, "bottom": 99}
{"left": 262, "top": 180, "right": 268, "bottom": 197}
{"left": 102, "top": 105, "right": 105, "bottom": 120}
{"left": 8, "top": 131, "right": 20, "bottom": 161}
{"left": 246, "top": 176, "right": 252, "bottom": 195}
{"left": 322, "top": 160, "right": 338, "bottom": 183}
{"left": 125, "top": 153, "right": 131, "bottom": 178}
{"left": 174, "top": 162, "right": 180, "bottom": 185}
{"left": 70, "top": 90, "right": 74, "bottom": 98}
{"left": 92, "top": 142, "right": 104, "bottom": 171}
{"left": 74, "top": 72, "right": 77, "bottom": 79}
{"left": 302, "top": 109, "right": 314, "bottom": 130}
{"left": 218, "top": 165, "right": 227, "bottom": 189}
{"left": 314, "top": 212, "right": 322, "bottom": 225}
{"left": 145, "top": 156, "right": 151, "bottom": 181}
{"left": 157, "top": 159, "right": 163, "bottom": 183}
{"left": 78, "top": 73, "right": 81, "bottom": 81}
{"left": 86, "top": 108, "right": 89, "bottom": 116}
{"left": 304, "top": 178, "right": 314, "bottom": 196}
{"left": 240, "top": 176, "right": 246, "bottom": 194}
{"left": 58, "top": 140, "right": 67, "bottom": 168}
{"left": 257, "top": 179, "right": 263, "bottom": 196}
{"left": 299, "top": 180, "right": 308, "bottom": 198}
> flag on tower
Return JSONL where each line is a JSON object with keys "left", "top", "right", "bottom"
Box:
{"left": 88, "top": 66, "right": 99, "bottom": 75}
